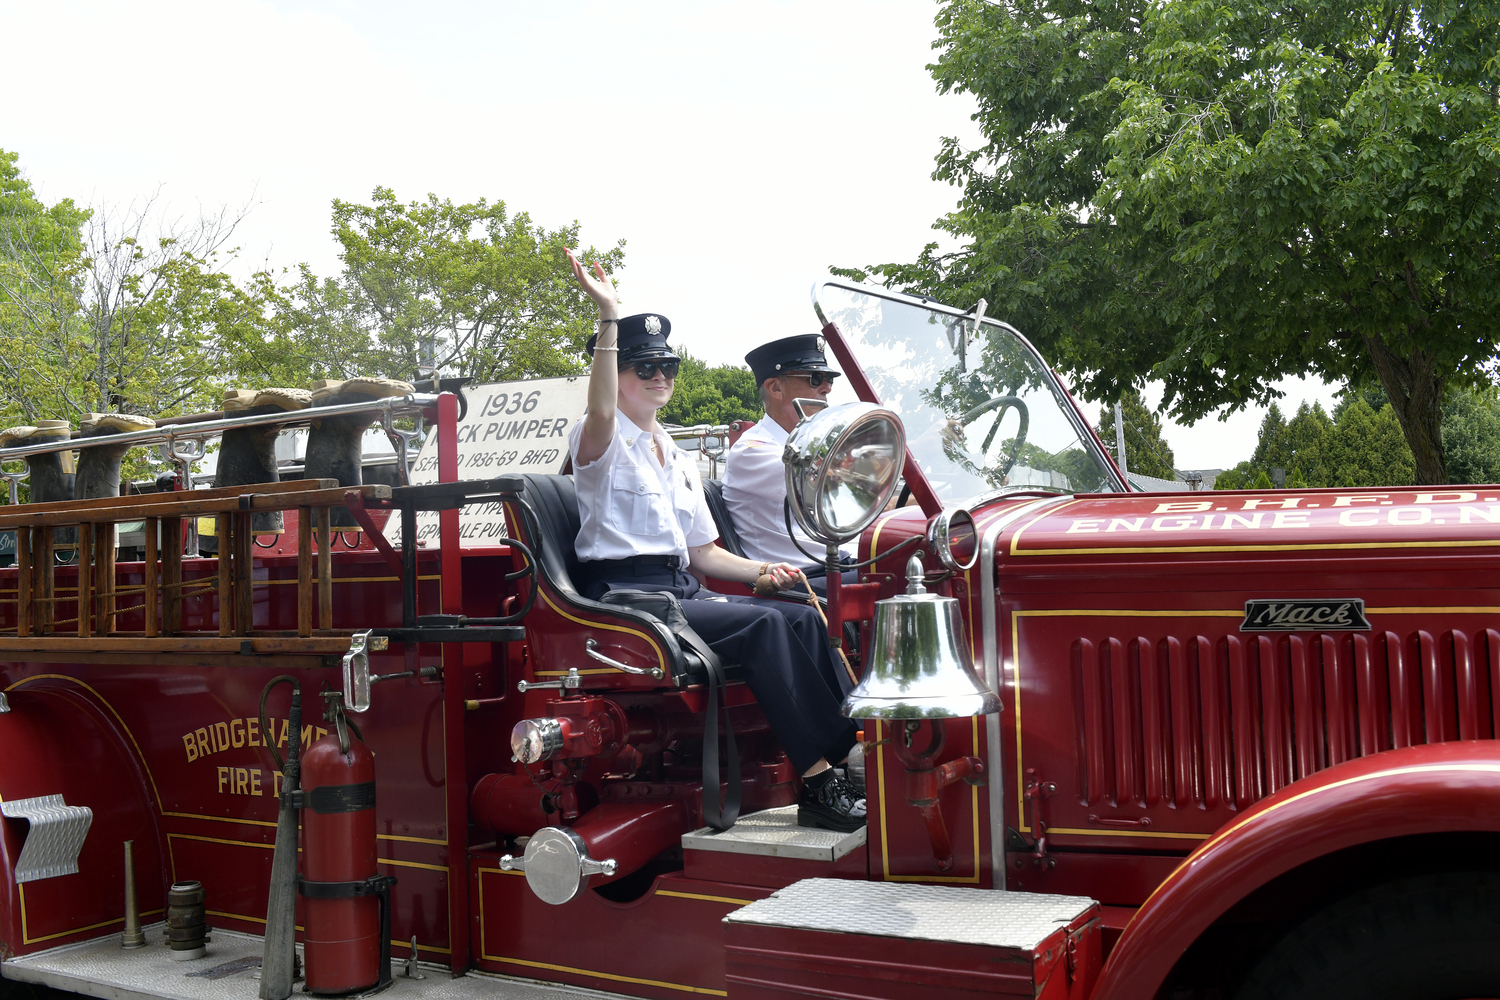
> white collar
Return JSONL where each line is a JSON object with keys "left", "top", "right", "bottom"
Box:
{"left": 757, "top": 414, "right": 792, "bottom": 446}
{"left": 617, "top": 409, "right": 665, "bottom": 450}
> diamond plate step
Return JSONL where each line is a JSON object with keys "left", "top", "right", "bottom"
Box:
{"left": 725, "top": 877, "right": 1097, "bottom": 949}
{"left": 723, "top": 879, "right": 1105, "bottom": 999}
{"left": 682, "top": 805, "right": 865, "bottom": 862}
{"left": 1, "top": 793, "right": 93, "bottom": 882}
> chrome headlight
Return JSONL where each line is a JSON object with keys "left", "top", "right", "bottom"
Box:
{"left": 783, "top": 402, "right": 905, "bottom": 544}
{"left": 927, "top": 507, "right": 979, "bottom": 572}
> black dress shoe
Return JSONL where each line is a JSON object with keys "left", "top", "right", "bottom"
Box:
{"left": 797, "top": 770, "right": 866, "bottom": 833}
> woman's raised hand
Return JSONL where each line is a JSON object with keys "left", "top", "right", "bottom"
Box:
{"left": 566, "top": 248, "right": 619, "bottom": 315}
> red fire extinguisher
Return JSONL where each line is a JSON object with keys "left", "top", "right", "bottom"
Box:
{"left": 296, "top": 690, "right": 395, "bottom": 995}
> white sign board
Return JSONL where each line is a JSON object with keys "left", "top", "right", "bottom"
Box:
{"left": 385, "top": 376, "right": 589, "bottom": 547}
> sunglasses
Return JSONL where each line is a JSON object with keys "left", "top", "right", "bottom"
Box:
{"left": 785, "top": 371, "right": 839, "bottom": 387}
{"left": 624, "top": 359, "right": 680, "bottom": 380}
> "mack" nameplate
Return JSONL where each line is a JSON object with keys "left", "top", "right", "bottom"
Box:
{"left": 1241, "top": 599, "right": 1371, "bottom": 632}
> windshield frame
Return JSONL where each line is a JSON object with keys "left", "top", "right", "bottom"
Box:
{"left": 811, "top": 279, "right": 1128, "bottom": 513}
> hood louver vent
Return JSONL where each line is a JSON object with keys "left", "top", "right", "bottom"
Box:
{"left": 1070, "top": 628, "right": 1499, "bottom": 813}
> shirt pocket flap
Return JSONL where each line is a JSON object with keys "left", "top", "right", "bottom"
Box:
{"left": 611, "top": 464, "right": 664, "bottom": 497}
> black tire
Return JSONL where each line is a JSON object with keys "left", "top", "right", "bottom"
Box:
{"left": 1236, "top": 870, "right": 1500, "bottom": 1000}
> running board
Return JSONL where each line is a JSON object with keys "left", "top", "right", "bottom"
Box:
{"left": 1, "top": 925, "right": 625, "bottom": 1000}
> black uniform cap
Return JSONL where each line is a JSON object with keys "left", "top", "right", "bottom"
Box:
{"left": 587, "top": 313, "right": 677, "bottom": 364}
{"left": 745, "top": 334, "right": 840, "bottom": 385}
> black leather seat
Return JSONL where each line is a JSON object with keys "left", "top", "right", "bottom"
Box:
{"left": 516, "top": 473, "right": 592, "bottom": 601}
{"left": 701, "top": 479, "right": 748, "bottom": 559}
{"left": 701, "top": 478, "right": 826, "bottom": 610}
{"left": 515, "top": 473, "right": 729, "bottom": 684}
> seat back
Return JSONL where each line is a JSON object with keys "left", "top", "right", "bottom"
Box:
{"left": 701, "top": 479, "right": 748, "bottom": 560}
{"left": 515, "top": 472, "right": 587, "bottom": 597}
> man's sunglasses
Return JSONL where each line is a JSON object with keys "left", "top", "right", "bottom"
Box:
{"left": 785, "top": 371, "right": 839, "bottom": 387}
{"left": 624, "top": 359, "right": 680, "bottom": 380}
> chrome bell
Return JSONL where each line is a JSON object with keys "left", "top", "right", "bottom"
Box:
{"left": 841, "top": 556, "right": 1002, "bottom": 719}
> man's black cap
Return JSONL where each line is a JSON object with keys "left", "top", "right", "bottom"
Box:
{"left": 745, "top": 334, "right": 839, "bottom": 384}
{"left": 587, "top": 313, "right": 677, "bottom": 364}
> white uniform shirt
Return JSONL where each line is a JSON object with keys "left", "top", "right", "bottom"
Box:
{"left": 722, "top": 415, "right": 833, "bottom": 569}
{"left": 569, "top": 410, "right": 719, "bottom": 566}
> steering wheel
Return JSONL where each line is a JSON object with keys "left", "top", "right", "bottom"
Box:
{"left": 957, "top": 395, "right": 1030, "bottom": 487}
{"left": 893, "top": 395, "right": 1033, "bottom": 507}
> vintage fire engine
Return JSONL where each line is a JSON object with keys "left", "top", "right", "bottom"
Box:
{"left": 2, "top": 278, "right": 1499, "bottom": 1000}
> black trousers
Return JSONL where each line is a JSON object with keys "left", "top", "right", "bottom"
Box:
{"left": 583, "top": 565, "right": 858, "bottom": 773}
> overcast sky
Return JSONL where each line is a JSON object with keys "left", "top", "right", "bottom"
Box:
{"left": 2, "top": 0, "right": 1337, "bottom": 470}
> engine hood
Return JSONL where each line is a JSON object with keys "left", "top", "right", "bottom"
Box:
{"left": 1004, "top": 486, "right": 1500, "bottom": 563}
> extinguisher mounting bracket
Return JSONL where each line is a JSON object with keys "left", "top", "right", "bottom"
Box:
{"left": 296, "top": 875, "right": 398, "bottom": 997}
{"left": 296, "top": 873, "right": 397, "bottom": 899}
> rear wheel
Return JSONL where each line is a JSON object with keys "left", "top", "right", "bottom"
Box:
{"left": 1236, "top": 870, "right": 1500, "bottom": 1000}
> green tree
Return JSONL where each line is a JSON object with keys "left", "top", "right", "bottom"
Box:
{"left": 1441, "top": 388, "right": 1500, "bottom": 484}
{"left": 1251, "top": 404, "right": 1292, "bottom": 472}
{"left": 0, "top": 149, "right": 89, "bottom": 424}
{"left": 222, "top": 265, "right": 383, "bottom": 389}
{"left": 70, "top": 202, "right": 251, "bottom": 416}
{"left": 0, "top": 150, "right": 251, "bottom": 424}
{"left": 1093, "top": 388, "right": 1176, "bottom": 479}
{"left": 1324, "top": 397, "right": 1416, "bottom": 486}
{"left": 838, "top": 0, "right": 1500, "bottom": 484}
{"left": 1213, "top": 460, "right": 1258, "bottom": 490}
{"left": 1217, "top": 393, "right": 1412, "bottom": 488}
{"left": 244, "top": 188, "right": 625, "bottom": 386}
{"left": 660, "top": 350, "right": 763, "bottom": 427}
{"left": 1284, "top": 402, "right": 1335, "bottom": 485}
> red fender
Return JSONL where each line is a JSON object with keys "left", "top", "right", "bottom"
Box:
{"left": 0, "top": 679, "right": 165, "bottom": 956}
{"left": 1091, "top": 741, "right": 1500, "bottom": 1000}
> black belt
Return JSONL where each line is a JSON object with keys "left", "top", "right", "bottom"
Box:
{"left": 585, "top": 554, "right": 683, "bottom": 575}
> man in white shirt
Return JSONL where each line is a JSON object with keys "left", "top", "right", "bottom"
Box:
{"left": 723, "top": 335, "right": 854, "bottom": 594}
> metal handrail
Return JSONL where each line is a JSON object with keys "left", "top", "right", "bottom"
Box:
{"left": 667, "top": 423, "right": 732, "bottom": 440}
{"left": 667, "top": 423, "right": 734, "bottom": 478}
{"left": 0, "top": 394, "right": 439, "bottom": 463}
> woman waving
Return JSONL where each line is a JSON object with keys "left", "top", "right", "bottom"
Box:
{"left": 564, "top": 249, "right": 864, "bottom": 833}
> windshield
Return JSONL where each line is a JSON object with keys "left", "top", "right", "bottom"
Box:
{"left": 814, "top": 281, "right": 1122, "bottom": 504}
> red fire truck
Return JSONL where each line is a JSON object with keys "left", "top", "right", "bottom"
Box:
{"left": 2, "top": 278, "right": 1498, "bottom": 1000}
